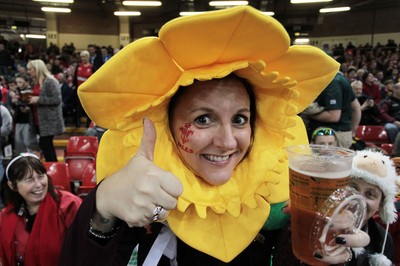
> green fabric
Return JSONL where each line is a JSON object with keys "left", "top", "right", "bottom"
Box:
{"left": 127, "top": 245, "right": 138, "bottom": 266}
{"left": 263, "top": 202, "right": 290, "bottom": 230}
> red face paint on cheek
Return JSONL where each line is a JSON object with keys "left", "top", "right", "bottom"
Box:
{"left": 178, "top": 122, "right": 194, "bottom": 153}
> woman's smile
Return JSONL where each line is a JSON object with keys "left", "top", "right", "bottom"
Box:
{"left": 170, "top": 76, "right": 252, "bottom": 186}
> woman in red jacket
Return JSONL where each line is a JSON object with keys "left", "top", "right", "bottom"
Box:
{"left": 0, "top": 153, "right": 82, "bottom": 266}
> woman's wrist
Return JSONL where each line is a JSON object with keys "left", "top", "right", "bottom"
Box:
{"left": 94, "top": 179, "right": 118, "bottom": 232}
{"left": 89, "top": 216, "right": 119, "bottom": 239}
{"left": 91, "top": 209, "right": 118, "bottom": 233}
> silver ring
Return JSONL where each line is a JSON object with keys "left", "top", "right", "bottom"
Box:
{"left": 152, "top": 206, "right": 163, "bottom": 221}
{"left": 346, "top": 248, "right": 353, "bottom": 262}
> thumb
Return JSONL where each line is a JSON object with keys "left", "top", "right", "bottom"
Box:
{"left": 137, "top": 118, "right": 157, "bottom": 161}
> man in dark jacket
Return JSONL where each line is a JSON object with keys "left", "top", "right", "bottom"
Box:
{"left": 379, "top": 82, "right": 400, "bottom": 142}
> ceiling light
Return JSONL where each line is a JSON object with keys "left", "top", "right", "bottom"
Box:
{"left": 122, "top": 1, "right": 162, "bottom": 6}
{"left": 294, "top": 38, "right": 310, "bottom": 44}
{"left": 26, "top": 34, "right": 47, "bottom": 39}
{"left": 41, "top": 7, "right": 71, "bottom": 12}
{"left": 34, "top": 0, "right": 73, "bottom": 3}
{"left": 294, "top": 32, "right": 309, "bottom": 36}
{"left": 291, "top": 0, "right": 332, "bottom": 3}
{"left": 114, "top": 11, "right": 141, "bottom": 16}
{"left": 209, "top": 1, "right": 248, "bottom": 7}
{"left": 319, "top": 6, "right": 350, "bottom": 13}
{"left": 261, "top": 11, "right": 274, "bottom": 16}
{"left": 179, "top": 11, "right": 206, "bottom": 16}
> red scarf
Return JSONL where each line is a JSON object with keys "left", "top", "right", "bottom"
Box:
{"left": 32, "top": 82, "right": 40, "bottom": 126}
{"left": 0, "top": 192, "right": 66, "bottom": 266}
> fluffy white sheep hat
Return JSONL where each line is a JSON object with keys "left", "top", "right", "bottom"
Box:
{"left": 351, "top": 150, "right": 398, "bottom": 266}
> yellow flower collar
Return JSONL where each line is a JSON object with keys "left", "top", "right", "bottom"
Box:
{"left": 79, "top": 6, "right": 339, "bottom": 262}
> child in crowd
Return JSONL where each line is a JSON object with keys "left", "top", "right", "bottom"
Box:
{"left": 310, "top": 127, "right": 338, "bottom": 146}
{"left": 12, "top": 74, "right": 38, "bottom": 154}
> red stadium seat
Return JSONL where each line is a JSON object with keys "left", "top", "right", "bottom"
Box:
{"left": 43, "top": 162, "right": 71, "bottom": 192}
{"left": 355, "top": 125, "right": 390, "bottom": 145}
{"left": 380, "top": 143, "right": 394, "bottom": 155}
{"left": 65, "top": 136, "right": 99, "bottom": 158}
{"left": 64, "top": 136, "right": 98, "bottom": 183}
{"left": 76, "top": 163, "right": 96, "bottom": 198}
{"left": 65, "top": 158, "right": 95, "bottom": 181}
{"left": 81, "top": 163, "right": 96, "bottom": 186}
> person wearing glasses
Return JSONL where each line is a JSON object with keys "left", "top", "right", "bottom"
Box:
{"left": 310, "top": 127, "right": 338, "bottom": 146}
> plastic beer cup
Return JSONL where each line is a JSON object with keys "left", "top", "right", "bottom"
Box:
{"left": 286, "top": 144, "right": 359, "bottom": 265}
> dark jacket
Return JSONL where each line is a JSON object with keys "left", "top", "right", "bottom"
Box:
{"left": 357, "top": 94, "right": 383, "bottom": 125}
{"left": 346, "top": 218, "right": 394, "bottom": 266}
{"left": 59, "top": 187, "right": 276, "bottom": 266}
{"left": 379, "top": 96, "right": 400, "bottom": 123}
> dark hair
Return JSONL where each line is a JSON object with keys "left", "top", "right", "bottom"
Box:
{"left": 362, "top": 71, "right": 372, "bottom": 82}
{"left": 15, "top": 73, "right": 30, "bottom": 82}
{"left": 168, "top": 73, "right": 257, "bottom": 147}
{"left": 7, "top": 78, "right": 16, "bottom": 85}
{"left": 1, "top": 156, "right": 59, "bottom": 212}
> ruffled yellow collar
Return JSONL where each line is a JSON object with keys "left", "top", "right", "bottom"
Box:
{"left": 79, "top": 6, "right": 339, "bottom": 262}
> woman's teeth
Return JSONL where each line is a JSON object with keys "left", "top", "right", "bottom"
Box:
{"left": 204, "top": 154, "right": 229, "bottom": 162}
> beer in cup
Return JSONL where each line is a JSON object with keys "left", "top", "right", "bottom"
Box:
{"left": 286, "top": 144, "right": 363, "bottom": 265}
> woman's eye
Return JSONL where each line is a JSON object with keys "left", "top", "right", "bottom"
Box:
{"left": 366, "top": 191, "right": 376, "bottom": 200}
{"left": 232, "top": 115, "right": 248, "bottom": 126}
{"left": 194, "top": 115, "right": 211, "bottom": 125}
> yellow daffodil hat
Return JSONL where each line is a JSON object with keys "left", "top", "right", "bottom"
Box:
{"left": 79, "top": 6, "right": 339, "bottom": 262}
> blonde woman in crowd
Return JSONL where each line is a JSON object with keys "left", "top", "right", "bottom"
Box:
{"left": 27, "top": 59, "right": 64, "bottom": 162}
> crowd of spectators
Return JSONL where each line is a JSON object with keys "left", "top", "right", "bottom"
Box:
{"left": 0, "top": 38, "right": 120, "bottom": 125}
{"left": 0, "top": 37, "right": 399, "bottom": 157}
{"left": 308, "top": 40, "right": 400, "bottom": 145}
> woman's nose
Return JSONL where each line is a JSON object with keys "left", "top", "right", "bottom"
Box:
{"left": 213, "top": 125, "right": 237, "bottom": 149}
{"left": 33, "top": 177, "right": 42, "bottom": 187}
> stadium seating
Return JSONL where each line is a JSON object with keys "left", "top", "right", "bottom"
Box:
{"left": 43, "top": 162, "right": 71, "bottom": 192}
{"left": 76, "top": 163, "right": 96, "bottom": 197}
{"left": 380, "top": 143, "right": 394, "bottom": 155}
{"left": 64, "top": 136, "right": 98, "bottom": 181}
{"left": 355, "top": 125, "right": 391, "bottom": 146}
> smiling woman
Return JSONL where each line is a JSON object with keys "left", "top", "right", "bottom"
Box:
{"left": 169, "top": 75, "right": 253, "bottom": 185}
{"left": 56, "top": 5, "right": 360, "bottom": 266}
{"left": 0, "top": 153, "right": 82, "bottom": 266}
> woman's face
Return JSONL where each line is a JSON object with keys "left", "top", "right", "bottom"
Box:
{"left": 170, "top": 78, "right": 252, "bottom": 185}
{"left": 349, "top": 178, "right": 382, "bottom": 224}
{"left": 27, "top": 66, "right": 36, "bottom": 78}
{"left": 366, "top": 73, "right": 375, "bottom": 83}
{"left": 10, "top": 171, "right": 48, "bottom": 210}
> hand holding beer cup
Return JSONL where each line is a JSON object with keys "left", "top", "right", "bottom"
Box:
{"left": 20, "top": 89, "right": 33, "bottom": 103}
{"left": 29, "top": 95, "right": 39, "bottom": 104}
{"left": 286, "top": 144, "right": 367, "bottom": 265}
